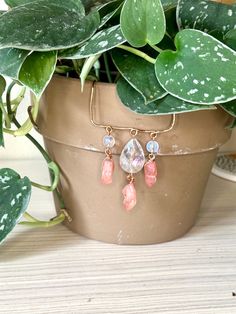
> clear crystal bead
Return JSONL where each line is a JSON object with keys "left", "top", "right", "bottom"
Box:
{"left": 103, "top": 135, "right": 115, "bottom": 148}
{"left": 120, "top": 138, "right": 145, "bottom": 174}
{"left": 146, "top": 140, "right": 159, "bottom": 154}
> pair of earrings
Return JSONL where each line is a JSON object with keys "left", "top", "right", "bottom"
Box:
{"left": 101, "top": 127, "right": 160, "bottom": 211}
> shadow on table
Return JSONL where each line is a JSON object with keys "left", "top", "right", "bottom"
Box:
{"left": 0, "top": 225, "right": 81, "bottom": 261}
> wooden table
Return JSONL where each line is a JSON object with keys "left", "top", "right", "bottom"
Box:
{"left": 1, "top": 160, "right": 236, "bottom": 314}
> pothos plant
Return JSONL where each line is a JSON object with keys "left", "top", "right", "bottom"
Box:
{"left": 0, "top": 0, "right": 236, "bottom": 244}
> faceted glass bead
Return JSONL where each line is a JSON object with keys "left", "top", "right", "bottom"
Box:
{"left": 120, "top": 138, "right": 145, "bottom": 174}
{"left": 103, "top": 135, "right": 115, "bottom": 148}
{"left": 146, "top": 140, "right": 159, "bottom": 154}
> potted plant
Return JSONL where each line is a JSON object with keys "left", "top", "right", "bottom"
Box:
{"left": 0, "top": 0, "right": 236, "bottom": 245}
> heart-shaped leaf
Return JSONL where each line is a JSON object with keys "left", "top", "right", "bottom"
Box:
{"left": 0, "top": 168, "right": 31, "bottom": 244}
{"left": 220, "top": 100, "right": 236, "bottom": 117}
{"left": 0, "top": 48, "right": 31, "bottom": 79}
{"left": 61, "top": 25, "right": 125, "bottom": 59}
{"left": 112, "top": 49, "right": 167, "bottom": 104}
{"left": 155, "top": 29, "right": 236, "bottom": 105}
{"left": 0, "top": 0, "right": 100, "bottom": 51}
{"left": 117, "top": 78, "right": 216, "bottom": 115}
{"left": 19, "top": 51, "right": 57, "bottom": 98}
{"left": 0, "top": 75, "right": 6, "bottom": 147}
{"left": 177, "top": 0, "right": 236, "bottom": 37}
{"left": 120, "top": 0, "right": 166, "bottom": 47}
{"left": 224, "top": 29, "right": 236, "bottom": 51}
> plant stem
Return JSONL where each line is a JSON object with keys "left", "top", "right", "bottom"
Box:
{"left": 117, "top": 45, "right": 156, "bottom": 64}
{"left": 19, "top": 212, "right": 66, "bottom": 228}
{"left": 103, "top": 52, "right": 112, "bottom": 83}
{"left": 0, "top": 99, "right": 11, "bottom": 128}
{"left": 150, "top": 45, "right": 163, "bottom": 53}
{"left": 5, "top": 83, "right": 65, "bottom": 209}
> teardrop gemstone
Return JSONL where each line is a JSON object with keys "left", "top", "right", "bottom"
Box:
{"left": 120, "top": 139, "right": 145, "bottom": 174}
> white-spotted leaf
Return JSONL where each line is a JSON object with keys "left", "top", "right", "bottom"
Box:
{"left": 155, "top": 29, "right": 236, "bottom": 104}
{"left": 0, "top": 48, "right": 31, "bottom": 79}
{"left": 112, "top": 49, "right": 167, "bottom": 104}
{"left": 0, "top": 0, "right": 99, "bottom": 51}
{"left": 117, "top": 78, "right": 216, "bottom": 115}
{"left": 177, "top": 0, "right": 236, "bottom": 38}
{"left": 0, "top": 168, "right": 31, "bottom": 244}
{"left": 61, "top": 25, "right": 125, "bottom": 59}
{"left": 0, "top": 75, "right": 6, "bottom": 147}
{"left": 120, "top": 0, "right": 166, "bottom": 47}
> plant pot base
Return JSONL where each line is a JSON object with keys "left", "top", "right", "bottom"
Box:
{"left": 45, "top": 138, "right": 218, "bottom": 245}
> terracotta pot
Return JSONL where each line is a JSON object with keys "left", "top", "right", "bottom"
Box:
{"left": 37, "top": 75, "right": 232, "bottom": 244}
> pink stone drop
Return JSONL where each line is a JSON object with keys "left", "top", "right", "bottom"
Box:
{"left": 101, "top": 158, "right": 114, "bottom": 185}
{"left": 122, "top": 182, "right": 137, "bottom": 211}
{"left": 144, "top": 160, "right": 157, "bottom": 188}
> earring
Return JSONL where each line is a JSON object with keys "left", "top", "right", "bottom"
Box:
{"left": 120, "top": 129, "right": 145, "bottom": 211}
{"left": 101, "top": 126, "right": 115, "bottom": 185}
{"left": 144, "top": 132, "right": 159, "bottom": 188}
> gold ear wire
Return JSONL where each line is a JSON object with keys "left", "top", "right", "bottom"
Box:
{"left": 89, "top": 82, "right": 177, "bottom": 134}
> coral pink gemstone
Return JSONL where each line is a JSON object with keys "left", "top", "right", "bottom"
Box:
{"left": 144, "top": 160, "right": 157, "bottom": 188}
{"left": 101, "top": 158, "right": 114, "bottom": 185}
{"left": 122, "top": 182, "right": 137, "bottom": 211}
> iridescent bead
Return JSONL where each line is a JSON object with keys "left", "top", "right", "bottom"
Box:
{"left": 120, "top": 138, "right": 145, "bottom": 174}
{"left": 103, "top": 135, "right": 115, "bottom": 148}
{"left": 146, "top": 140, "right": 159, "bottom": 154}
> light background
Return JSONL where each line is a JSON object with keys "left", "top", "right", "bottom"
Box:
{"left": 0, "top": 0, "right": 235, "bottom": 160}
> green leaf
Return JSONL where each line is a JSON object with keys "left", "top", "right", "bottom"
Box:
{"left": 19, "top": 51, "right": 57, "bottom": 98}
{"left": 5, "top": 0, "right": 35, "bottom": 6}
{"left": 220, "top": 100, "right": 236, "bottom": 117}
{"left": 165, "top": 6, "right": 178, "bottom": 39}
{"left": 120, "top": 0, "right": 166, "bottom": 47}
{"left": 0, "top": 0, "right": 100, "bottom": 51}
{"left": 0, "top": 48, "right": 31, "bottom": 79}
{"left": 61, "top": 25, "right": 125, "bottom": 59}
{"left": 117, "top": 78, "right": 216, "bottom": 115}
{"left": 99, "top": 0, "right": 123, "bottom": 28}
{"left": 0, "top": 107, "right": 3, "bottom": 147}
{"left": 177, "top": 0, "right": 236, "bottom": 37}
{"left": 161, "top": 0, "right": 177, "bottom": 10}
{"left": 112, "top": 49, "right": 167, "bottom": 104}
{"left": 82, "top": 0, "right": 116, "bottom": 13}
{"left": 0, "top": 75, "right": 6, "bottom": 147}
{"left": 224, "top": 29, "right": 236, "bottom": 51}
{"left": 0, "top": 75, "right": 6, "bottom": 97}
{"left": 5, "top": 0, "right": 85, "bottom": 10}
{"left": 0, "top": 168, "right": 31, "bottom": 244}
{"left": 155, "top": 29, "right": 236, "bottom": 105}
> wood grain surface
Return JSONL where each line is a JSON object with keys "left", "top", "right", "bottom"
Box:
{"left": 0, "top": 160, "right": 236, "bottom": 314}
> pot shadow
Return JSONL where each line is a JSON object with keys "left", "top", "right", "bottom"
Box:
{"left": 0, "top": 225, "right": 81, "bottom": 262}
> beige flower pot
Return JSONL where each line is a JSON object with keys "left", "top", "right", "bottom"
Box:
{"left": 37, "top": 75, "right": 232, "bottom": 244}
